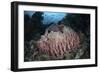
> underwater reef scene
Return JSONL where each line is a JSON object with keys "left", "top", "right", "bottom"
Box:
{"left": 24, "top": 11, "right": 90, "bottom": 62}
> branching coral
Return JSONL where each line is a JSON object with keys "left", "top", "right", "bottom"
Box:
{"left": 36, "top": 25, "right": 80, "bottom": 59}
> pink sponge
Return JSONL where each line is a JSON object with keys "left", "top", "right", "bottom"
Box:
{"left": 37, "top": 26, "right": 80, "bottom": 58}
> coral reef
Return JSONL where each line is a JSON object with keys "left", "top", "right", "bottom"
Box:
{"left": 24, "top": 12, "right": 90, "bottom": 61}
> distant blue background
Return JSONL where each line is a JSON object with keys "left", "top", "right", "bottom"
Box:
{"left": 24, "top": 11, "right": 67, "bottom": 25}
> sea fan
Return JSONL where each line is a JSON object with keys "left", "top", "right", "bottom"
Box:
{"left": 36, "top": 25, "right": 80, "bottom": 59}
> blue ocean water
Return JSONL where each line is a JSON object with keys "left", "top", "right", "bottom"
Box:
{"left": 24, "top": 11, "right": 67, "bottom": 25}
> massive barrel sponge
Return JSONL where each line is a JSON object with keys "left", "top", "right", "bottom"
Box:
{"left": 36, "top": 25, "right": 80, "bottom": 58}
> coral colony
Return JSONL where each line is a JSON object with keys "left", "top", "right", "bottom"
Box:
{"left": 37, "top": 24, "right": 80, "bottom": 59}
